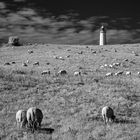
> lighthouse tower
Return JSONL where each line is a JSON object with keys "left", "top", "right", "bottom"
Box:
{"left": 99, "top": 25, "right": 106, "bottom": 45}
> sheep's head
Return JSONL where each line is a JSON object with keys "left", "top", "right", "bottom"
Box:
{"left": 112, "top": 115, "right": 116, "bottom": 121}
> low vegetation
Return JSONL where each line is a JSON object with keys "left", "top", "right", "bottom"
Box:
{"left": 0, "top": 43, "right": 140, "bottom": 140}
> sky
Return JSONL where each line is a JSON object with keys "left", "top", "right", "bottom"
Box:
{"left": 0, "top": 0, "right": 140, "bottom": 45}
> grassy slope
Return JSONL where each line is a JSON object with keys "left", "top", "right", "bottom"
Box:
{"left": 0, "top": 43, "right": 140, "bottom": 139}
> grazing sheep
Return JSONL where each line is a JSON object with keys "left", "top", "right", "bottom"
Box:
{"left": 58, "top": 70, "right": 67, "bottom": 75}
{"left": 92, "top": 51, "right": 96, "bottom": 54}
{"left": 126, "top": 71, "right": 131, "bottom": 75}
{"left": 22, "top": 63, "right": 28, "bottom": 67}
{"left": 11, "top": 61, "right": 16, "bottom": 64}
{"left": 114, "top": 49, "right": 117, "bottom": 52}
{"left": 104, "top": 64, "right": 108, "bottom": 67}
{"left": 74, "top": 71, "right": 81, "bottom": 76}
{"left": 66, "top": 55, "right": 70, "bottom": 58}
{"left": 102, "top": 106, "right": 115, "bottom": 124}
{"left": 26, "top": 107, "right": 43, "bottom": 132}
{"left": 115, "top": 71, "right": 123, "bottom": 76}
{"left": 137, "top": 72, "right": 140, "bottom": 75}
{"left": 33, "top": 62, "right": 39, "bottom": 66}
{"left": 123, "top": 59, "right": 128, "bottom": 62}
{"left": 109, "top": 64, "right": 113, "bottom": 68}
{"left": 16, "top": 110, "right": 27, "bottom": 129}
{"left": 112, "top": 62, "right": 121, "bottom": 67}
{"left": 59, "top": 56, "right": 65, "bottom": 60}
{"left": 28, "top": 50, "right": 34, "bottom": 54}
{"left": 78, "top": 51, "right": 83, "bottom": 54}
{"left": 105, "top": 72, "right": 113, "bottom": 77}
{"left": 41, "top": 70, "right": 50, "bottom": 75}
{"left": 67, "top": 49, "right": 71, "bottom": 51}
{"left": 4, "top": 62, "right": 11, "bottom": 65}
{"left": 100, "top": 65, "right": 104, "bottom": 69}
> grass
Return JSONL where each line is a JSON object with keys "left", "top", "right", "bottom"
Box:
{"left": 0, "top": 43, "right": 140, "bottom": 139}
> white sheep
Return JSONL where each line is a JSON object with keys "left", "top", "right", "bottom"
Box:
{"left": 33, "top": 61, "right": 39, "bottom": 66}
{"left": 22, "top": 63, "right": 28, "bottom": 67}
{"left": 102, "top": 106, "right": 115, "bottom": 124}
{"left": 100, "top": 65, "right": 104, "bottom": 69}
{"left": 16, "top": 110, "right": 27, "bottom": 129}
{"left": 26, "top": 107, "right": 43, "bottom": 132}
{"left": 125, "top": 71, "right": 131, "bottom": 75}
{"left": 28, "top": 50, "right": 34, "bottom": 54}
{"left": 137, "top": 72, "right": 140, "bottom": 75}
{"left": 58, "top": 70, "right": 67, "bottom": 75}
{"left": 74, "top": 71, "right": 81, "bottom": 76}
{"left": 115, "top": 71, "right": 123, "bottom": 76}
{"left": 105, "top": 72, "right": 113, "bottom": 77}
{"left": 109, "top": 64, "right": 113, "bottom": 68}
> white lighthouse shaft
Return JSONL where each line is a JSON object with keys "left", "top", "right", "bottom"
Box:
{"left": 99, "top": 26, "right": 106, "bottom": 45}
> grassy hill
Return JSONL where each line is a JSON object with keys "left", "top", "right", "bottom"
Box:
{"left": 0, "top": 43, "right": 140, "bottom": 140}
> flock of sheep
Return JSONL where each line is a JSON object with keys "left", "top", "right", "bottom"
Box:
{"left": 6, "top": 37, "right": 138, "bottom": 134}
{"left": 16, "top": 105, "right": 116, "bottom": 133}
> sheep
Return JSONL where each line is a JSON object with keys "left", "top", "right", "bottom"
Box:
{"left": 112, "top": 62, "right": 121, "bottom": 67}
{"left": 26, "top": 107, "right": 43, "bottom": 132}
{"left": 4, "top": 62, "right": 11, "bottom": 65}
{"left": 16, "top": 110, "right": 27, "bottom": 129}
{"left": 100, "top": 65, "right": 104, "bottom": 69}
{"left": 125, "top": 71, "right": 131, "bottom": 75}
{"left": 115, "top": 71, "right": 123, "bottom": 76}
{"left": 26, "top": 60, "right": 29, "bottom": 63}
{"left": 22, "top": 63, "right": 28, "bottom": 67}
{"left": 59, "top": 56, "right": 65, "bottom": 60}
{"left": 109, "top": 64, "right": 113, "bottom": 68}
{"left": 105, "top": 72, "right": 113, "bottom": 77}
{"left": 102, "top": 106, "right": 115, "bottom": 124}
{"left": 33, "top": 61, "right": 39, "bottom": 66}
{"left": 41, "top": 70, "right": 50, "bottom": 75}
{"left": 74, "top": 71, "right": 81, "bottom": 76}
{"left": 28, "top": 50, "right": 34, "bottom": 54}
{"left": 137, "top": 72, "right": 140, "bottom": 75}
{"left": 11, "top": 61, "right": 16, "bottom": 64}
{"left": 58, "top": 70, "right": 67, "bottom": 75}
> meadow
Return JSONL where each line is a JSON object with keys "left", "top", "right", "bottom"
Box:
{"left": 0, "top": 43, "right": 140, "bottom": 140}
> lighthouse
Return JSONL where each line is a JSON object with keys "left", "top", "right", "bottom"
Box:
{"left": 99, "top": 25, "right": 106, "bottom": 45}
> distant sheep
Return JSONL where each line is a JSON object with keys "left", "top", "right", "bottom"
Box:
{"left": 104, "top": 64, "right": 108, "bottom": 67}
{"left": 11, "top": 61, "right": 16, "bottom": 64}
{"left": 28, "top": 50, "right": 34, "bottom": 54}
{"left": 105, "top": 72, "right": 113, "bottom": 77}
{"left": 59, "top": 56, "right": 65, "bottom": 60}
{"left": 109, "top": 64, "right": 113, "bottom": 68}
{"left": 74, "top": 71, "right": 81, "bottom": 76}
{"left": 137, "top": 72, "right": 140, "bottom": 75}
{"left": 16, "top": 110, "right": 27, "bottom": 129}
{"left": 22, "top": 63, "right": 28, "bottom": 67}
{"left": 112, "top": 62, "right": 121, "bottom": 67}
{"left": 4, "top": 62, "right": 11, "bottom": 65}
{"left": 115, "top": 71, "right": 123, "bottom": 76}
{"left": 41, "top": 70, "right": 50, "bottom": 75}
{"left": 26, "top": 107, "right": 43, "bottom": 132}
{"left": 125, "top": 71, "right": 131, "bottom": 75}
{"left": 100, "top": 65, "right": 104, "bottom": 69}
{"left": 33, "top": 62, "right": 39, "bottom": 66}
{"left": 58, "top": 70, "right": 67, "bottom": 75}
{"left": 26, "top": 60, "right": 29, "bottom": 63}
{"left": 102, "top": 106, "right": 115, "bottom": 124}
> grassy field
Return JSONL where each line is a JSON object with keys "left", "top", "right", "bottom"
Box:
{"left": 0, "top": 43, "right": 140, "bottom": 140}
